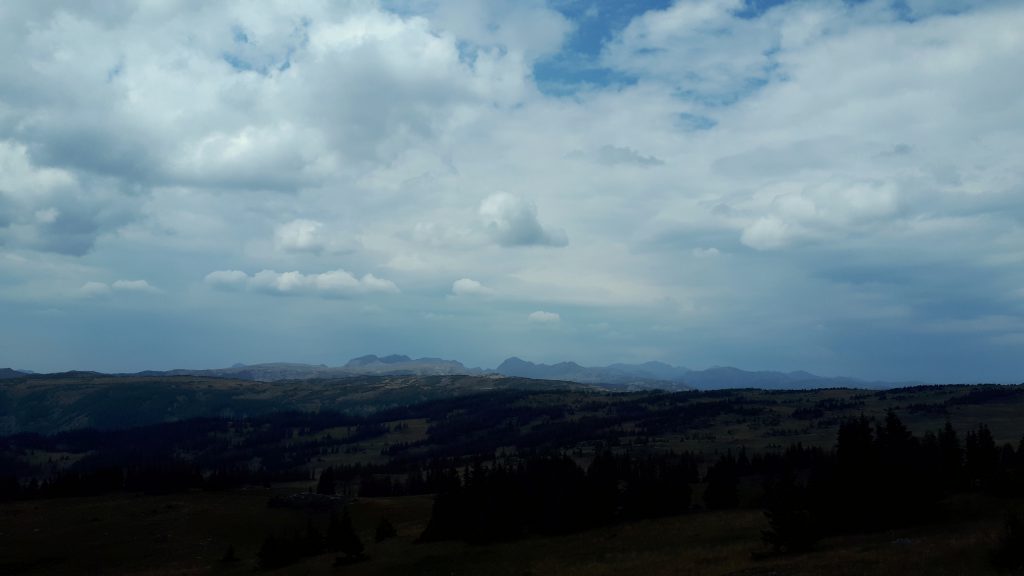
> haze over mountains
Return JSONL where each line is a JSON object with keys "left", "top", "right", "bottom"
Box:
{"left": 493, "top": 358, "right": 900, "bottom": 390}
{"left": 0, "top": 355, "right": 908, "bottom": 436}
{"left": 73, "top": 354, "right": 909, "bottom": 390}
{"left": 135, "top": 354, "right": 486, "bottom": 382}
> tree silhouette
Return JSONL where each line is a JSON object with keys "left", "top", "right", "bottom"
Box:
{"left": 762, "top": 470, "right": 817, "bottom": 553}
{"left": 329, "top": 507, "right": 364, "bottom": 559}
{"left": 316, "top": 466, "right": 336, "bottom": 496}
{"left": 937, "top": 421, "right": 964, "bottom": 490}
{"left": 703, "top": 454, "right": 738, "bottom": 509}
{"left": 220, "top": 544, "right": 237, "bottom": 563}
{"left": 966, "top": 424, "right": 998, "bottom": 490}
{"left": 302, "top": 519, "right": 324, "bottom": 556}
{"left": 257, "top": 535, "right": 301, "bottom": 570}
{"left": 991, "top": 511, "right": 1024, "bottom": 570}
{"left": 375, "top": 517, "right": 398, "bottom": 542}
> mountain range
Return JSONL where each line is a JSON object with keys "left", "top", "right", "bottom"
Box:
{"left": 493, "top": 357, "right": 902, "bottom": 390}
{"left": 115, "top": 354, "right": 902, "bottom": 390}
{"left": 0, "top": 356, "right": 921, "bottom": 435}
{"left": 134, "top": 354, "right": 487, "bottom": 382}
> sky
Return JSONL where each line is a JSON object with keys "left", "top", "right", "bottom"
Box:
{"left": 1, "top": 0, "right": 1023, "bottom": 382}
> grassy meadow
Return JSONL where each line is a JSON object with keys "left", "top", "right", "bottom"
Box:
{"left": 4, "top": 379, "right": 1024, "bottom": 575}
{"left": 2, "top": 488, "right": 1019, "bottom": 575}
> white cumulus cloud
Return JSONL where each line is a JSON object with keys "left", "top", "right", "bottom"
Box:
{"left": 528, "top": 310, "right": 561, "bottom": 323}
{"left": 205, "top": 268, "right": 398, "bottom": 297}
{"left": 741, "top": 217, "right": 791, "bottom": 251}
{"left": 79, "top": 279, "right": 157, "bottom": 297}
{"left": 111, "top": 279, "right": 157, "bottom": 292}
{"left": 274, "top": 218, "right": 357, "bottom": 254}
{"left": 479, "top": 192, "right": 568, "bottom": 247}
{"left": 451, "top": 277, "right": 493, "bottom": 297}
{"left": 79, "top": 281, "right": 111, "bottom": 298}
{"left": 203, "top": 270, "right": 249, "bottom": 287}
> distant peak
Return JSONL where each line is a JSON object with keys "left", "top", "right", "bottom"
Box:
{"left": 788, "top": 370, "right": 818, "bottom": 380}
{"left": 497, "top": 357, "right": 533, "bottom": 369}
{"left": 0, "top": 367, "right": 27, "bottom": 379}
{"left": 346, "top": 354, "right": 380, "bottom": 367}
{"left": 346, "top": 354, "right": 416, "bottom": 367}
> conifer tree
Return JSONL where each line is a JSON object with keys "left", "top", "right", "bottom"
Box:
{"left": 329, "top": 507, "right": 364, "bottom": 558}
{"left": 317, "top": 466, "right": 336, "bottom": 496}
{"left": 703, "top": 454, "right": 739, "bottom": 509}
{"left": 938, "top": 421, "right": 964, "bottom": 489}
{"left": 966, "top": 424, "right": 998, "bottom": 489}
{"left": 375, "top": 517, "right": 398, "bottom": 542}
{"left": 762, "top": 471, "right": 817, "bottom": 553}
{"left": 991, "top": 511, "right": 1024, "bottom": 570}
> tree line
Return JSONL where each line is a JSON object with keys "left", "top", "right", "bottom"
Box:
{"left": 412, "top": 411, "right": 1024, "bottom": 556}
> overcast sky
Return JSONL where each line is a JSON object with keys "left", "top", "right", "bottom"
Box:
{"left": 1, "top": 0, "right": 1022, "bottom": 382}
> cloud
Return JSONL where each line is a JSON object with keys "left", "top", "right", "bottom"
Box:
{"left": 601, "top": 0, "right": 781, "bottom": 100}
{"left": 0, "top": 140, "right": 131, "bottom": 256}
{"left": 479, "top": 192, "right": 568, "bottom": 247}
{"left": 205, "top": 268, "right": 399, "bottom": 297}
{"left": 79, "top": 279, "right": 157, "bottom": 298}
{"left": 203, "top": 270, "right": 248, "bottom": 288}
{"left": 274, "top": 218, "right": 357, "bottom": 254}
{"left": 426, "top": 0, "right": 574, "bottom": 62}
{"left": 595, "top": 145, "right": 663, "bottom": 167}
{"left": 528, "top": 310, "right": 561, "bottom": 323}
{"left": 451, "top": 277, "right": 493, "bottom": 297}
{"left": 903, "top": 0, "right": 1007, "bottom": 18}
{"left": 79, "top": 281, "right": 111, "bottom": 298}
{"left": 569, "top": 145, "right": 664, "bottom": 166}
{"left": 692, "top": 247, "right": 720, "bottom": 258}
{"left": 741, "top": 217, "right": 791, "bottom": 251}
{"left": 0, "top": 0, "right": 545, "bottom": 255}
{"left": 111, "top": 279, "right": 157, "bottom": 292}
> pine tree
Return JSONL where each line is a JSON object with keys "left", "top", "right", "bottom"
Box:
{"left": 329, "top": 507, "right": 364, "bottom": 558}
{"left": 991, "top": 511, "right": 1024, "bottom": 570}
{"left": 966, "top": 424, "right": 998, "bottom": 489}
{"left": 220, "top": 544, "right": 237, "bottom": 563}
{"left": 375, "top": 517, "right": 398, "bottom": 542}
{"left": 316, "top": 466, "right": 336, "bottom": 496}
{"left": 938, "top": 421, "right": 964, "bottom": 489}
{"left": 327, "top": 511, "right": 343, "bottom": 552}
{"left": 303, "top": 518, "right": 324, "bottom": 556}
{"left": 258, "top": 535, "right": 301, "bottom": 570}
{"left": 762, "top": 471, "right": 817, "bottom": 554}
{"left": 703, "top": 454, "right": 738, "bottom": 509}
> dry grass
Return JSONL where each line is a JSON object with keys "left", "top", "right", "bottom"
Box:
{"left": 2, "top": 490, "right": 1017, "bottom": 576}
